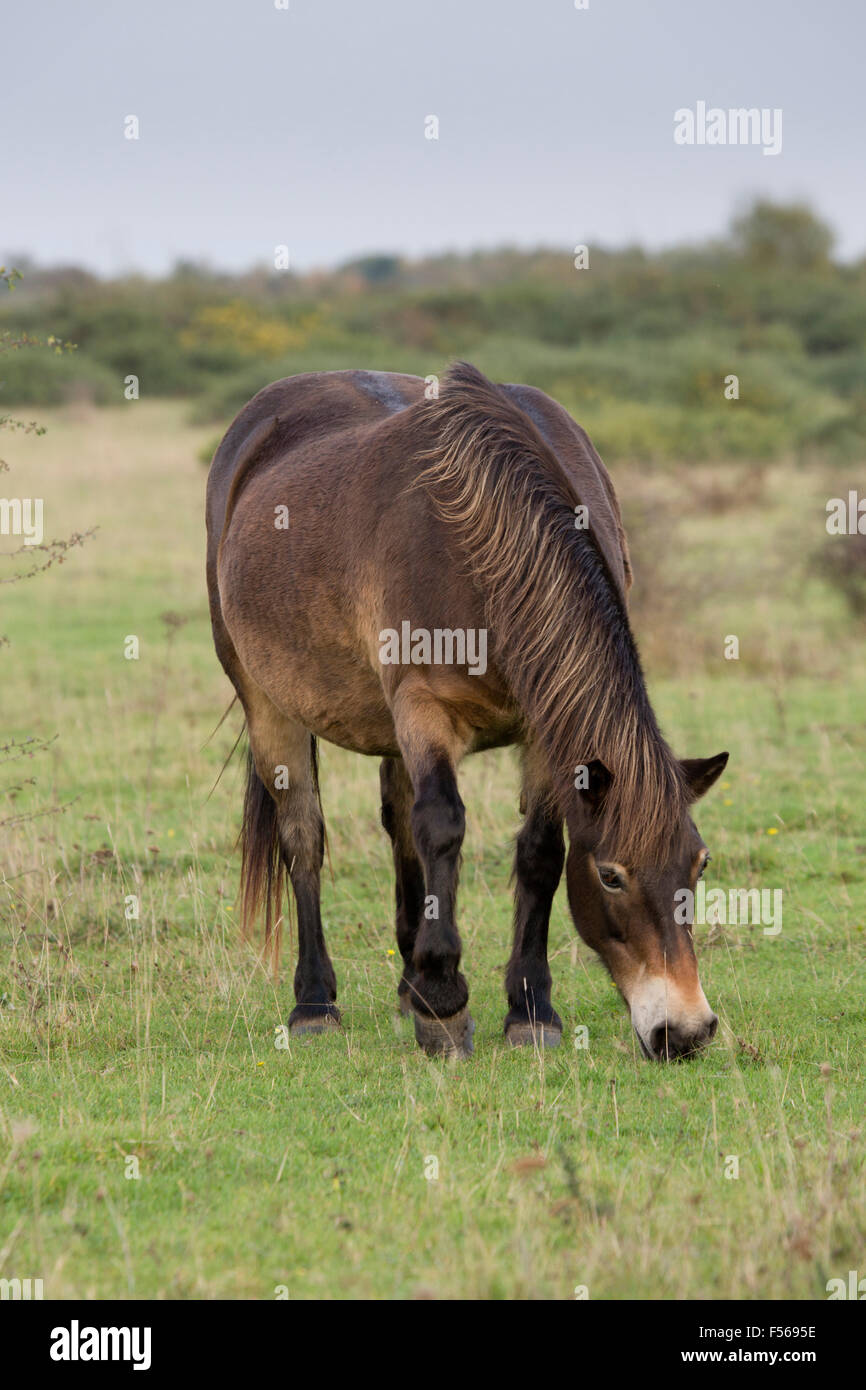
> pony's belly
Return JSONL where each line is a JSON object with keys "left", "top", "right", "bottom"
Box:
{"left": 467, "top": 719, "right": 523, "bottom": 753}
{"left": 245, "top": 647, "right": 402, "bottom": 756}
{"left": 300, "top": 703, "right": 401, "bottom": 757}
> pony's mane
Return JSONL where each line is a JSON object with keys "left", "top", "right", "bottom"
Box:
{"left": 418, "top": 361, "right": 688, "bottom": 866}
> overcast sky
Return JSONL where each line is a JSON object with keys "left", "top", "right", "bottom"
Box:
{"left": 4, "top": 0, "right": 864, "bottom": 273}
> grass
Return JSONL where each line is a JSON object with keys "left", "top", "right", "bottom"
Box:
{"left": 1, "top": 401, "right": 864, "bottom": 1299}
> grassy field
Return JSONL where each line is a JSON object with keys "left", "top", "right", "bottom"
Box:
{"left": 1, "top": 400, "right": 864, "bottom": 1300}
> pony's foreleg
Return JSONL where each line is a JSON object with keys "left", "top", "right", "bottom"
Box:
{"left": 379, "top": 756, "right": 425, "bottom": 1016}
{"left": 504, "top": 746, "right": 565, "bottom": 1048}
{"left": 391, "top": 682, "right": 473, "bottom": 1058}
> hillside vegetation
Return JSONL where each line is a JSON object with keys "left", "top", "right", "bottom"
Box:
{"left": 3, "top": 201, "right": 866, "bottom": 466}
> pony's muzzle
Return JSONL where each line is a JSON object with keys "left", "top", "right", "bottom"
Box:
{"left": 629, "top": 974, "right": 718, "bottom": 1062}
{"left": 646, "top": 1013, "right": 718, "bottom": 1061}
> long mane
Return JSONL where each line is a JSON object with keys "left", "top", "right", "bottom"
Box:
{"left": 418, "top": 361, "right": 688, "bottom": 866}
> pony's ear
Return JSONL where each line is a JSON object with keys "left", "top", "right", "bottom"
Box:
{"left": 681, "top": 751, "right": 729, "bottom": 801}
{"left": 576, "top": 759, "right": 613, "bottom": 816}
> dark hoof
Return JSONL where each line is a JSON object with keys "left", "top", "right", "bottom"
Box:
{"left": 397, "top": 992, "right": 413, "bottom": 1018}
{"left": 289, "top": 1004, "right": 341, "bottom": 1036}
{"left": 412, "top": 1006, "right": 475, "bottom": 1059}
{"left": 505, "top": 1019, "right": 562, "bottom": 1049}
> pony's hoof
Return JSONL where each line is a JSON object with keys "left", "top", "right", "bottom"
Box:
{"left": 396, "top": 985, "right": 414, "bottom": 1017}
{"left": 413, "top": 1006, "right": 475, "bottom": 1059}
{"left": 505, "top": 1020, "right": 562, "bottom": 1049}
{"left": 289, "top": 1005, "right": 341, "bottom": 1036}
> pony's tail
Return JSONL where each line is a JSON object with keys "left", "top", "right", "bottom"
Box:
{"left": 238, "top": 747, "right": 285, "bottom": 966}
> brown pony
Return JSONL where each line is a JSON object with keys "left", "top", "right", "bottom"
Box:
{"left": 206, "top": 363, "right": 727, "bottom": 1060}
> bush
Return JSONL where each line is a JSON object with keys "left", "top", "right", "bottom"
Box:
{"left": 0, "top": 346, "right": 117, "bottom": 406}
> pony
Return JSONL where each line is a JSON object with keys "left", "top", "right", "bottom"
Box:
{"left": 206, "top": 363, "right": 727, "bottom": 1060}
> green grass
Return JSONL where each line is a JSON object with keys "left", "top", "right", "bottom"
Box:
{"left": 1, "top": 402, "right": 864, "bottom": 1299}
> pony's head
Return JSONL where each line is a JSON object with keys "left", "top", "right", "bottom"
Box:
{"left": 565, "top": 751, "right": 728, "bottom": 1060}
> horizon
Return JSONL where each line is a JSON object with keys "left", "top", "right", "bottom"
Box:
{"left": 4, "top": 197, "right": 862, "bottom": 283}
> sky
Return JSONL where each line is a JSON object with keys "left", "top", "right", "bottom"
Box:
{"left": 3, "top": 0, "right": 864, "bottom": 274}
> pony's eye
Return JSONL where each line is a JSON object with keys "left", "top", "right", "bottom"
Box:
{"left": 697, "top": 854, "right": 711, "bottom": 880}
{"left": 597, "top": 865, "right": 625, "bottom": 893}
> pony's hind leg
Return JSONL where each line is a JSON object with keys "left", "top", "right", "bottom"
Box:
{"left": 390, "top": 679, "right": 473, "bottom": 1059}
{"left": 504, "top": 745, "right": 565, "bottom": 1048}
{"left": 379, "top": 756, "right": 425, "bottom": 1016}
{"left": 243, "top": 691, "right": 339, "bottom": 1035}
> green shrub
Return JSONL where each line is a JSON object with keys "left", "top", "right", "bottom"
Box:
{"left": 0, "top": 346, "right": 117, "bottom": 405}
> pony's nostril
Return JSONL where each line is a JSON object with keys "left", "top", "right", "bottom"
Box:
{"left": 649, "top": 1023, "right": 679, "bottom": 1059}
{"left": 649, "top": 1017, "right": 716, "bottom": 1060}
